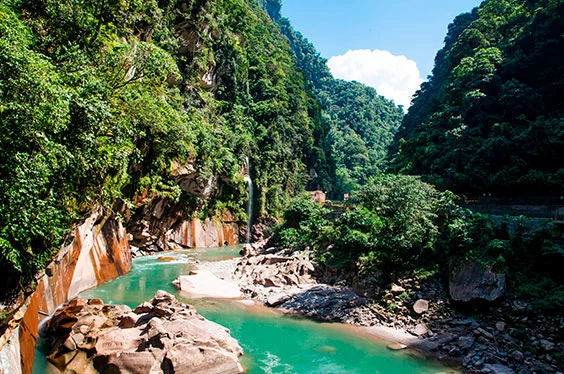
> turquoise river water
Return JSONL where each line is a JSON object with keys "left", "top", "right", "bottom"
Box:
{"left": 34, "top": 246, "right": 457, "bottom": 373}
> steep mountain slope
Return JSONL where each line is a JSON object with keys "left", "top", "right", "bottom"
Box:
{"left": 262, "top": 0, "right": 404, "bottom": 198}
{"left": 392, "top": 0, "right": 564, "bottom": 196}
{"left": 0, "top": 0, "right": 332, "bottom": 299}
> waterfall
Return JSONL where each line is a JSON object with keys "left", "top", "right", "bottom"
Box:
{"left": 243, "top": 157, "right": 253, "bottom": 243}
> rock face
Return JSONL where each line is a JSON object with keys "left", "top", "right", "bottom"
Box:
{"left": 170, "top": 161, "right": 217, "bottom": 199}
{"left": 44, "top": 291, "right": 244, "bottom": 374}
{"left": 310, "top": 190, "right": 326, "bottom": 205}
{"left": 128, "top": 197, "right": 240, "bottom": 254}
{"left": 449, "top": 260, "right": 506, "bottom": 303}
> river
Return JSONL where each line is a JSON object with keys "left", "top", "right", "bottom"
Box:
{"left": 34, "top": 246, "right": 457, "bottom": 373}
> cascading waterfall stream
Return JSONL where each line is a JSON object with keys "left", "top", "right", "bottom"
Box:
{"left": 243, "top": 157, "right": 253, "bottom": 243}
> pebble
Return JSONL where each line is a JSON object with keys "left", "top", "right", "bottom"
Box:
{"left": 495, "top": 321, "right": 506, "bottom": 332}
{"left": 387, "top": 342, "right": 407, "bottom": 350}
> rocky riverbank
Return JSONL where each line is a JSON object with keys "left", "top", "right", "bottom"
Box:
{"left": 42, "top": 291, "right": 244, "bottom": 373}
{"left": 230, "top": 240, "right": 563, "bottom": 374}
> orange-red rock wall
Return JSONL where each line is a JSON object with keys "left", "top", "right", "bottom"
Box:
{"left": 168, "top": 216, "right": 240, "bottom": 249}
{"left": 16, "top": 208, "right": 132, "bottom": 374}
{"left": 3, "top": 207, "right": 240, "bottom": 374}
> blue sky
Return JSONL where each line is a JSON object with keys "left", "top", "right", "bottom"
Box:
{"left": 281, "top": 0, "right": 483, "bottom": 107}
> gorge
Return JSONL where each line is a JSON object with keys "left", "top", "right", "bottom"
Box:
{"left": 34, "top": 247, "right": 456, "bottom": 374}
{"left": 1, "top": 0, "right": 563, "bottom": 373}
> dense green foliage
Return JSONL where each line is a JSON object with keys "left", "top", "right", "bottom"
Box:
{"left": 0, "top": 0, "right": 333, "bottom": 298}
{"left": 276, "top": 177, "right": 564, "bottom": 310}
{"left": 262, "top": 1, "right": 404, "bottom": 198}
{"left": 277, "top": 175, "right": 453, "bottom": 275}
{"left": 442, "top": 212, "right": 564, "bottom": 310}
{"left": 392, "top": 0, "right": 564, "bottom": 196}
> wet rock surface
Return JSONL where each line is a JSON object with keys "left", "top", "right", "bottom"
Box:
{"left": 44, "top": 291, "right": 244, "bottom": 374}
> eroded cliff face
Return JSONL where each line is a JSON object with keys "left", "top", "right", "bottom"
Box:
{"left": 128, "top": 197, "right": 240, "bottom": 255}
{"left": 0, "top": 207, "right": 132, "bottom": 374}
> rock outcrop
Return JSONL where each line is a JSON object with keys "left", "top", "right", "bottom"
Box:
{"left": 234, "top": 244, "right": 385, "bottom": 326}
{"left": 128, "top": 197, "right": 240, "bottom": 254}
{"left": 449, "top": 260, "right": 506, "bottom": 303}
{"left": 235, "top": 251, "right": 315, "bottom": 290}
{"left": 44, "top": 291, "right": 244, "bottom": 374}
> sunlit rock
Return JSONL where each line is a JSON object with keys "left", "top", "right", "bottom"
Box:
{"left": 44, "top": 291, "right": 244, "bottom": 373}
{"left": 176, "top": 270, "right": 242, "bottom": 298}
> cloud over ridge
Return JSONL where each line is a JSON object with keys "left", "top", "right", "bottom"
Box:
{"left": 327, "top": 49, "right": 423, "bottom": 109}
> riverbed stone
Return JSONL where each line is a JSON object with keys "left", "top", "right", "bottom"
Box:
{"left": 539, "top": 339, "right": 555, "bottom": 352}
{"left": 44, "top": 291, "right": 244, "bottom": 373}
{"left": 411, "top": 323, "right": 428, "bottom": 336}
{"left": 387, "top": 342, "right": 407, "bottom": 350}
{"left": 391, "top": 284, "right": 406, "bottom": 293}
{"left": 413, "top": 299, "right": 429, "bottom": 314}
{"left": 176, "top": 269, "right": 242, "bottom": 298}
{"left": 457, "top": 336, "right": 475, "bottom": 351}
{"left": 495, "top": 321, "right": 506, "bottom": 332}
{"left": 484, "top": 363, "right": 515, "bottom": 374}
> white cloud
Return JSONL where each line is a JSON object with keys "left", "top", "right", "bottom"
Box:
{"left": 327, "top": 49, "right": 423, "bottom": 110}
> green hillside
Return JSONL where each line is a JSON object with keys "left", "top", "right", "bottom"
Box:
{"left": 392, "top": 0, "right": 564, "bottom": 197}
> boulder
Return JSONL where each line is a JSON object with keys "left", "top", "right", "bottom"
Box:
{"left": 457, "top": 336, "right": 475, "bottom": 351}
{"left": 390, "top": 284, "right": 405, "bottom": 294}
{"left": 44, "top": 291, "right": 244, "bottom": 373}
{"left": 235, "top": 252, "right": 315, "bottom": 290}
{"left": 539, "top": 339, "right": 555, "bottom": 352}
{"left": 410, "top": 324, "right": 428, "bottom": 337}
{"left": 413, "top": 299, "right": 429, "bottom": 314}
{"left": 176, "top": 270, "right": 242, "bottom": 298}
{"left": 484, "top": 363, "right": 515, "bottom": 374}
{"left": 449, "top": 260, "right": 506, "bottom": 303}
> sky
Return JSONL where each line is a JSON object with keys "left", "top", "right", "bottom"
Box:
{"left": 281, "top": 0, "right": 483, "bottom": 108}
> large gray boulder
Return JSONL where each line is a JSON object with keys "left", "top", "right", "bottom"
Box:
{"left": 449, "top": 260, "right": 506, "bottom": 303}
{"left": 44, "top": 291, "right": 244, "bottom": 374}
